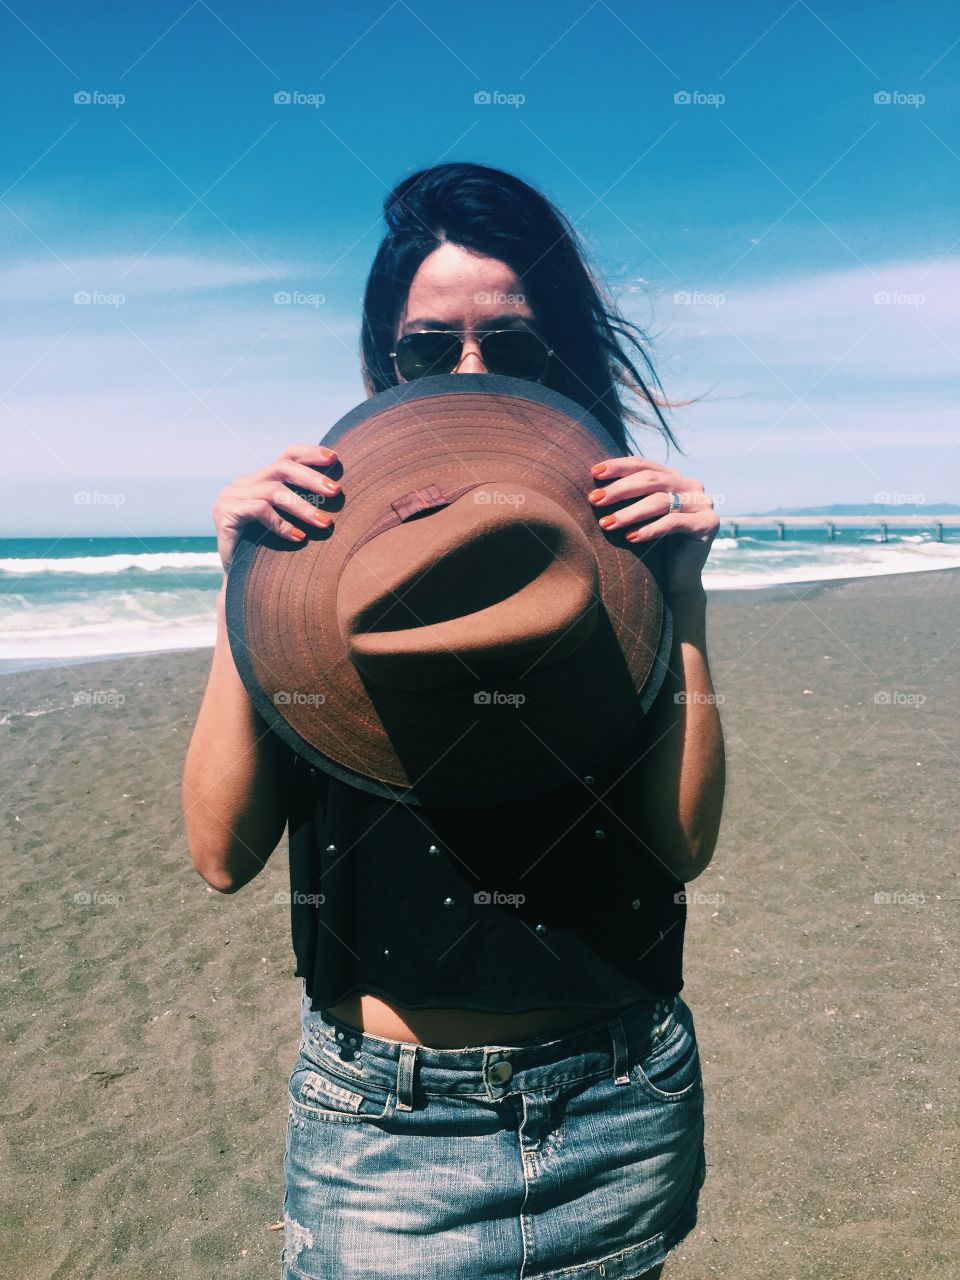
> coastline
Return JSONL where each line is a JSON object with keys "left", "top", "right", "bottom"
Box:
{"left": 1, "top": 567, "right": 956, "bottom": 1276}
{"left": 3, "top": 562, "right": 959, "bottom": 679}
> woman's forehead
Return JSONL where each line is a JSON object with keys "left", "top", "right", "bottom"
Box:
{"left": 401, "top": 250, "right": 534, "bottom": 329}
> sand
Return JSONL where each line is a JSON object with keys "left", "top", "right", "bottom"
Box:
{"left": 0, "top": 569, "right": 957, "bottom": 1278}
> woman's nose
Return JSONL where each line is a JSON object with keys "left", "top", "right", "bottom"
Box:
{"left": 452, "top": 339, "right": 486, "bottom": 374}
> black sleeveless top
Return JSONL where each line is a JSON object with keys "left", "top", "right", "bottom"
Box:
{"left": 281, "top": 714, "right": 687, "bottom": 1014}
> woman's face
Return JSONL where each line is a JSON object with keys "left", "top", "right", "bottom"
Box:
{"left": 394, "top": 242, "right": 541, "bottom": 378}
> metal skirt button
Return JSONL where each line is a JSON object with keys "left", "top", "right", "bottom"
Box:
{"left": 488, "top": 1060, "right": 513, "bottom": 1085}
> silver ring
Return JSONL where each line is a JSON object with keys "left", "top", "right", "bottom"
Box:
{"left": 667, "top": 490, "right": 683, "bottom": 513}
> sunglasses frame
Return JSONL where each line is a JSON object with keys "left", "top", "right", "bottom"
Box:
{"left": 389, "top": 328, "right": 554, "bottom": 383}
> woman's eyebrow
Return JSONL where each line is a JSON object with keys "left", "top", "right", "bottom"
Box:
{"left": 401, "top": 318, "right": 454, "bottom": 331}
{"left": 401, "top": 313, "right": 536, "bottom": 333}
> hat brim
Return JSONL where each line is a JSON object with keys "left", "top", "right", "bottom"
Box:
{"left": 226, "top": 374, "right": 674, "bottom": 807}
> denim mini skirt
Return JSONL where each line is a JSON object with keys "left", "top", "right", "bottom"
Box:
{"left": 282, "top": 980, "right": 706, "bottom": 1279}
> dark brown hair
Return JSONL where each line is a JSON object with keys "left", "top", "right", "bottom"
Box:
{"left": 360, "top": 162, "right": 681, "bottom": 453}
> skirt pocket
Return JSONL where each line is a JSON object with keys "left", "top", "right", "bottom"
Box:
{"left": 288, "top": 1055, "right": 395, "bottom": 1123}
{"left": 631, "top": 996, "right": 703, "bottom": 1104}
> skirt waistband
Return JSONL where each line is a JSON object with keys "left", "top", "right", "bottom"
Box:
{"left": 296, "top": 981, "right": 681, "bottom": 1111}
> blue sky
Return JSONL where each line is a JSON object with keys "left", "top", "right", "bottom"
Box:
{"left": 1, "top": 0, "right": 958, "bottom": 534}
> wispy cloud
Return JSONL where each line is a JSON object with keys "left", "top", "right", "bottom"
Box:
{"left": 625, "top": 258, "right": 960, "bottom": 507}
{"left": 0, "top": 254, "right": 287, "bottom": 298}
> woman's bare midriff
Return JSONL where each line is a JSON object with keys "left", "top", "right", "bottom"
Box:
{"left": 324, "top": 986, "right": 659, "bottom": 1050}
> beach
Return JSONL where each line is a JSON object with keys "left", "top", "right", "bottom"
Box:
{"left": 1, "top": 568, "right": 957, "bottom": 1278}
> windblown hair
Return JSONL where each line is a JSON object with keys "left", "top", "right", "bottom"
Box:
{"left": 360, "top": 161, "right": 680, "bottom": 453}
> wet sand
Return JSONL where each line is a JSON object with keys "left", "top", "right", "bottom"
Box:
{"left": 1, "top": 569, "right": 957, "bottom": 1277}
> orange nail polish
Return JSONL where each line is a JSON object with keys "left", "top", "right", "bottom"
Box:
{"left": 591, "top": 463, "right": 607, "bottom": 477}
{"left": 290, "top": 528, "right": 307, "bottom": 540}
{"left": 588, "top": 487, "right": 606, "bottom": 501}
{"left": 598, "top": 514, "right": 617, "bottom": 529}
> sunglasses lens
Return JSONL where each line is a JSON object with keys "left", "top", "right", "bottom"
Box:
{"left": 394, "top": 333, "right": 461, "bottom": 379}
{"left": 481, "top": 330, "right": 549, "bottom": 380}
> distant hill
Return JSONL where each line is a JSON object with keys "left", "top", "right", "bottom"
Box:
{"left": 748, "top": 503, "right": 960, "bottom": 517}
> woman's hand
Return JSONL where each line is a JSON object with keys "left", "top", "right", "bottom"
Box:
{"left": 213, "top": 443, "right": 341, "bottom": 573}
{"left": 586, "top": 455, "right": 719, "bottom": 600}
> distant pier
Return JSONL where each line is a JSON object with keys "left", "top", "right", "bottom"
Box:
{"left": 723, "top": 516, "right": 960, "bottom": 543}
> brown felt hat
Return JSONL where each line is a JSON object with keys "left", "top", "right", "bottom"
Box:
{"left": 226, "top": 374, "right": 673, "bottom": 807}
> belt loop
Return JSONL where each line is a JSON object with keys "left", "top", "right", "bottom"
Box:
{"left": 608, "top": 1015, "right": 631, "bottom": 1086}
{"left": 395, "top": 1044, "right": 418, "bottom": 1111}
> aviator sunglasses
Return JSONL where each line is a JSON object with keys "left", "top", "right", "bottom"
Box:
{"left": 390, "top": 328, "right": 554, "bottom": 383}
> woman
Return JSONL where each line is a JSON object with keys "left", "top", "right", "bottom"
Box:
{"left": 183, "top": 162, "right": 724, "bottom": 1280}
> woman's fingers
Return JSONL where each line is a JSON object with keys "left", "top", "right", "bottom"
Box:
{"left": 589, "top": 469, "right": 710, "bottom": 516}
{"left": 279, "top": 442, "right": 339, "bottom": 466}
{"left": 588, "top": 469, "right": 683, "bottom": 506}
{"left": 228, "top": 498, "right": 313, "bottom": 542}
{"left": 594, "top": 488, "right": 718, "bottom": 538}
{"left": 590, "top": 455, "right": 673, "bottom": 480}
{"left": 213, "top": 444, "right": 342, "bottom": 571}
{"left": 268, "top": 459, "right": 342, "bottom": 509}
{"left": 236, "top": 478, "right": 335, "bottom": 528}
{"left": 624, "top": 509, "right": 719, "bottom": 543}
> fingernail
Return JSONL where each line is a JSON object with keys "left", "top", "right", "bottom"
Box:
{"left": 625, "top": 530, "right": 641, "bottom": 542}
{"left": 588, "top": 487, "right": 606, "bottom": 501}
{"left": 591, "top": 463, "right": 607, "bottom": 477}
{"left": 598, "top": 514, "right": 617, "bottom": 529}
{"left": 290, "top": 528, "right": 307, "bottom": 540}
{"left": 324, "top": 481, "right": 340, "bottom": 493}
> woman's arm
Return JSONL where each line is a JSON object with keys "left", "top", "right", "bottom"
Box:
{"left": 183, "top": 442, "right": 340, "bottom": 892}
{"left": 630, "top": 587, "right": 725, "bottom": 884}
{"left": 585, "top": 453, "right": 724, "bottom": 882}
{"left": 181, "top": 580, "right": 291, "bottom": 893}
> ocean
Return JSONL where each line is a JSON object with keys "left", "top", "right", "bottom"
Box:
{"left": 2, "top": 529, "right": 960, "bottom": 675}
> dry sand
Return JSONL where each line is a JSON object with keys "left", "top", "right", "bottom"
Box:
{"left": 0, "top": 569, "right": 957, "bottom": 1278}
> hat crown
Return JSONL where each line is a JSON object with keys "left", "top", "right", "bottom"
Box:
{"left": 337, "top": 482, "right": 600, "bottom": 693}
